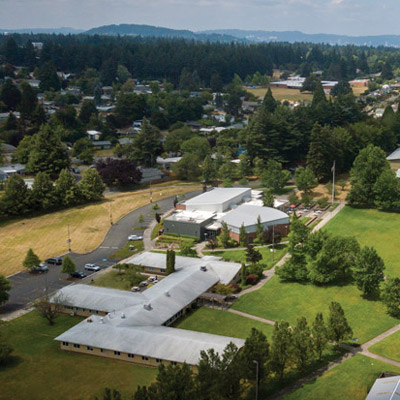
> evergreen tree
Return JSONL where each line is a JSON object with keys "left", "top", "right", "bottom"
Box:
{"left": 26, "top": 124, "right": 70, "bottom": 178}
{"left": 131, "top": 121, "right": 162, "bottom": 167}
{"left": 18, "top": 81, "right": 37, "bottom": 119}
{"left": 295, "top": 166, "right": 318, "bottom": 196}
{"left": 23, "top": 248, "right": 41, "bottom": 271}
{"left": 0, "top": 79, "right": 21, "bottom": 111}
{"left": 172, "top": 155, "right": 201, "bottom": 181}
{"left": 292, "top": 317, "right": 314, "bottom": 370}
{"left": 0, "top": 174, "right": 29, "bottom": 216}
{"left": 373, "top": 169, "right": 400, "bottom": 210}
{"left": 0, "top": 274, "right": 11, "bottom": 306}
{"left": 262, "top": 87, "right": 277, "bottom": 113}
{"left": 239, "top": 223, "right": 247, "bottom": 247}
{"left": 54, "top": 169, "right": 81, "bottom": 207}
{"left": 312, "top": 313, "right": 328, "bottom": 361}
{"left": 382, "top": 278, "right": 400, "bottom": 317}
{"left": 30, "top": 171, "right": 55, "bottom": 210}
{"left": 256, "top": 215, "right": 264, "bottom": 243}
{"left": 353, "top": 246, "right": 385, "bottom": 297}
{"left": 79, "top": 168, "right": 105, "bottom": 202}
{"left": 38, "top": 62, "right": 61, "bottom": 91}
{"left": 311, "top": 80, "right": 327, "bottom": 107}
{"left": 79, "top": 100, "right": 98, "bottom": 124}
{"left": 327, "top": 302, "right": 353, "bottom": 344}
{"left": 381, "top": 61, "right": 393, "bottom": 80}
{"left": 30, "top": 104, "right": 47, "bottom": 131}
{"left": 201, "top": 155, "right": 217, "bottom": 183}
{"left": 220, "top": 222, "right": 231, "bottom": 248}
{"left": 263, "top": 189, "right": 275, "bottom": 207}
{"left": 269, "top": 321, "right": 292, "bottom": 381}
{"left": 261, "top": 159, "right": 290, "bottom": 193}
{"left": 61, "top": 256, "right": 76, "bottom": 275}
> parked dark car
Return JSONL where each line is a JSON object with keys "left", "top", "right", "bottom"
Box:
{"left": 70, "top": 271, "right": 87, "bottom": 279}
{"left": 46, "top": 257, "right": 62, "bottom": 265}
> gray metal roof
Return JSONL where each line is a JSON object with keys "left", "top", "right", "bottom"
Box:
{"left": 126, "top": 252, "right": 241, "bottom": 285}
{"left": 387, "top": 148, "right": 400, "bottom": 161}
{"left": 366, "top": 376, "right": 400, "bottom": 400}
{"left": 55, "top": 316, "right": 245, "bottom": 365}
{"left": 184, "top": 187, "right": 251, "bottom": 207}
{"left": 220, "top": 204, "right": 289, "bottom": 228}
{"left": 50, "top": 284, "right": 146, "bottom": 313}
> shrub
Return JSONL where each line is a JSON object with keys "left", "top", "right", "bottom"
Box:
{"left": 246, "top": 274, "right": 259, "bottom": 285}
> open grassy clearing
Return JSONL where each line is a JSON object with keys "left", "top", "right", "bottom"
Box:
{"left": 0, "top": 311, "right": 157, "bottom": 400}
{"left": 203, "top": 244, "right": 288, "bottom": 269}
{"left": 91, "top": 268, "right": 144, "bottom": 291}
{"left": 284, "top": 354, "right": 400, "bottom": 400}
{"left": 324, "top": 207, "right": 400, "bottom": 278}
{"left": 110, "top": 240, "right": 144, "bottom": 260}
{"left": 369, "top": 329, "right": 400, "bottom": 362}
{"left": 232, "top": 276, "right": 398, "bottom": 344}
{"left": 246, "top": 87, "right": 313, "bottom": 102}
{"left": 0, "top": 182, "right": 200, "bottom": 276}
{"left": 173, "top": 307, "right": 275, "bottom": 339}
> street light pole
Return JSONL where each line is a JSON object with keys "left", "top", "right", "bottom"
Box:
{"left": 253, "top": 360, "right": 259, "bottom": 400}
{"left": 67, "top": 224, "right": 71, "bottom": 252}
{"left": 109, "top": 202, "right": 113, "bottom": 226}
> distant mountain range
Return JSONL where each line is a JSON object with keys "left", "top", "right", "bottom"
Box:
{"left": 84, "top": 24, "right": 241, "bottom": 43}
{"left": 0, "top": 27, "right": 84, "bottom": 34}
{"left": 3, "top": 24, "right": 400, "bottom": 47}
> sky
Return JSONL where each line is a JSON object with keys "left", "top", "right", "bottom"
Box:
{"left": 0, "top": 0, "right": 399, "bottom": 36}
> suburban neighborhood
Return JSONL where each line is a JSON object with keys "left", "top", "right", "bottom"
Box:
{"left": 4, "top": 9, "right": 400, "bottom": 400}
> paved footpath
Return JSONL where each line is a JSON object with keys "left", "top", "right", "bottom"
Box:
{"left": 227, "top": 309, "right": 275, "bottom": 325}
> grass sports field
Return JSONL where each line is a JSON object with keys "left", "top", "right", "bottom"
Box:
{"left": 324, "top": 207, "right": 400, "bottom": 277}
{"left": 232, "top": 276, "right": 398, "bottom": 344}
{"left": 0, "top": 311, "right": 156, "bottom": 400}
{"left": 284, "top": 355, "right": 400, "bottom": 400}
{"left": 174, "top": 307, "right": 275, "bottom": 339}
{"left": 0, "top": 182, "right": 200, "bottom": 276}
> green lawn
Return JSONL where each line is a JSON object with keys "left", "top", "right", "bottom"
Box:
{"left": 232, "top": 276, "right": 398, "bottom": 344}
{"left": 204, "top": 244, "right": 288, "bottom": 269}
{"left": 369, "top": 329, "right": 400, "bottom": 362}
{"left": 173, "top": 307, "right": 275, "bottom": 339}
{"left": 0, "top": 311, "right": 156, "bottom": 400}
{"left": 284, "top": 355, "right": 400, "bottom": 400}
{"left": 325, "top": 207, "right": 400, "bottom": 277}
{"left": 91, "top": 269, "right": 135, "bottom": 290}
{"left": 110, "top": 240, "right": 144, "bottom": 260}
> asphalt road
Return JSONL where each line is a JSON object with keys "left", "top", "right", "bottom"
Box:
{"left": 2, "top": 190, "right": 201, "bottom": 314}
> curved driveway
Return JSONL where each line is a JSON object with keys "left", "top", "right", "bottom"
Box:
{"left": 2, "top": 190, "right": 200, "bottom": 315}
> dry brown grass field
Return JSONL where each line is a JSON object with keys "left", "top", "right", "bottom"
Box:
{"left": 0, "top": 182, "right": 200, "bottom": 276}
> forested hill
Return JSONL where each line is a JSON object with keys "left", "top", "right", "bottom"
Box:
{"left": 85, "top": 24, "right": 242, "bottom": 43}
{"left": 200, "top": 29, "right": 400, "bottom": 47}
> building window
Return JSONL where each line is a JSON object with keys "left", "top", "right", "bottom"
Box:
{"left": 114, "top": 351, "right": 121, "bottom": 356}
{"left": 148, "top": 267, "right": 154, "bottom": 272}
{"left": 171, "top": 361, "right": 177, "bottom": 366}
{"left": 128, "top": 354, "right": 134, "bottom": 358}
{"left": 87, "top": 346, "right": 93, "bottom": 351}
{"left": 100, "top": 349, "right": 105, "bottom": 353}
{"left": 142, "top": 356, "right": 149, "bottom": 361}
{"left": 73, "top": 344, "right": 80, "bottom": 349}
{"left": 62, "top": 342, "right": 69, "bottom": 346}
{"left": 156, "top": 359, "right": 162, "bottom": 363}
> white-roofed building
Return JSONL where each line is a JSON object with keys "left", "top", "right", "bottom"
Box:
{"left": 387, "top": 147, "right": 400, "bottom": 171}
{"left": 52, "top": 253, "right": 244, "bottom": 367}
{"left": 220, "top": 204, "right": 290, "bottom": 244}
{"left": 365, "top": 375, "right": 400, "bottom": 400}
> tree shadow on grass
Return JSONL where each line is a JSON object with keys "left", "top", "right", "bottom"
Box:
{"left": 0, "top": 354, "right": 23, "bottom": 371}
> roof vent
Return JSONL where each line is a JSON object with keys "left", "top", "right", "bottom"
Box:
{"left": 99, "top": 317, "right": 104, "bottom": 324}
{"left": 143, "top": 303, "right": 152, "bottom": 311}
{"left": 121, "top": 313, "right": 126, "bottom": 319}
{"left": 87, "top": 318, "right": 93, "bottom": 323}
{"left": 200, "top": 265, "right": 207, "bottom": 272}
{"left": 164, "top": 290, "right": 170, "bottom": 297}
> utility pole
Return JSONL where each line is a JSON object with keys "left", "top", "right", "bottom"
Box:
{"left": 67, "top": 224, "right": 71, "bottom": 252}
{"left": 253, "top": 360, "right": 259, "bottom": 400}
{"left": 332, "top": 160, "right": 336, "bottom": 204}
{"left": 272, "top": 225, "right": 275, "bottom": 262}
{"left": 109, "top": 202, "right": 113, "bottom": 226}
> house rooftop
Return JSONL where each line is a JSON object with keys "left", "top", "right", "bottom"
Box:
{"left": 387, "top": 147, "right": 400, "bottom": 161}
{"left": 365, "top": 375, "right": 400, "bottom": 400}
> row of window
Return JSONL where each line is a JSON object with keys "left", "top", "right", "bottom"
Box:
{"left": 64, "top": 306, "right": 100, "bottom": 314}
{"left": 63, "top": 342, "right": 171, "bottom": 363}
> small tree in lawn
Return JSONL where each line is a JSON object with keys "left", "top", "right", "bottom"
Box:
{"left": 327, "top": 302, "right": 353, "bottom": 345}
{"left": 152, "top": 203, "right": 160, "bottom": 211}
{"left": 155, "top": 213, "right": 161, "bottom": 224}
{"left": 353, "top": 246, "right": 385, "bottom": 298}
{"left": 312, "top": 312, "right": 328, "bottom": 361}
{"left": 62, "top": 256, "right": 76, "bottom": 275}
{"left": 0, "top": 333, "right": 13, "bottom": 365}
{"left": 246, "top": 245, "right": 262, "bottom": 267}
{"left": 239, "top": 223, "right": 247, "bottom": 247}
{"left": 240, "top": 263, "right": 247, "bottom": 285}
{"left": 220, "top": 222, "right": 231, "bottom": 248}
{"left": 23, "top": 248, "right": 40, "bottom": 271}
{"left": 292, "top": 316, "right": 314, "bottom": 370}
{"left": 382, "top": 278, "right": 400, "bottom": 317}
{"left": 35, "top": 293, "right": 65, "bottom": 325}
{"left": 166, "top": 249, "right": 176, "bottom": 275}
{"left": 256, "top": 215, "right": 264, "bottom": 244}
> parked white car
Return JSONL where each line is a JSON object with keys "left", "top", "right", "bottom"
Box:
{"left": 84, "top": 264, "right": 101, "bottom": 271}
{"left": 128, "top": 234, "right": 143, "bottom": 241}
